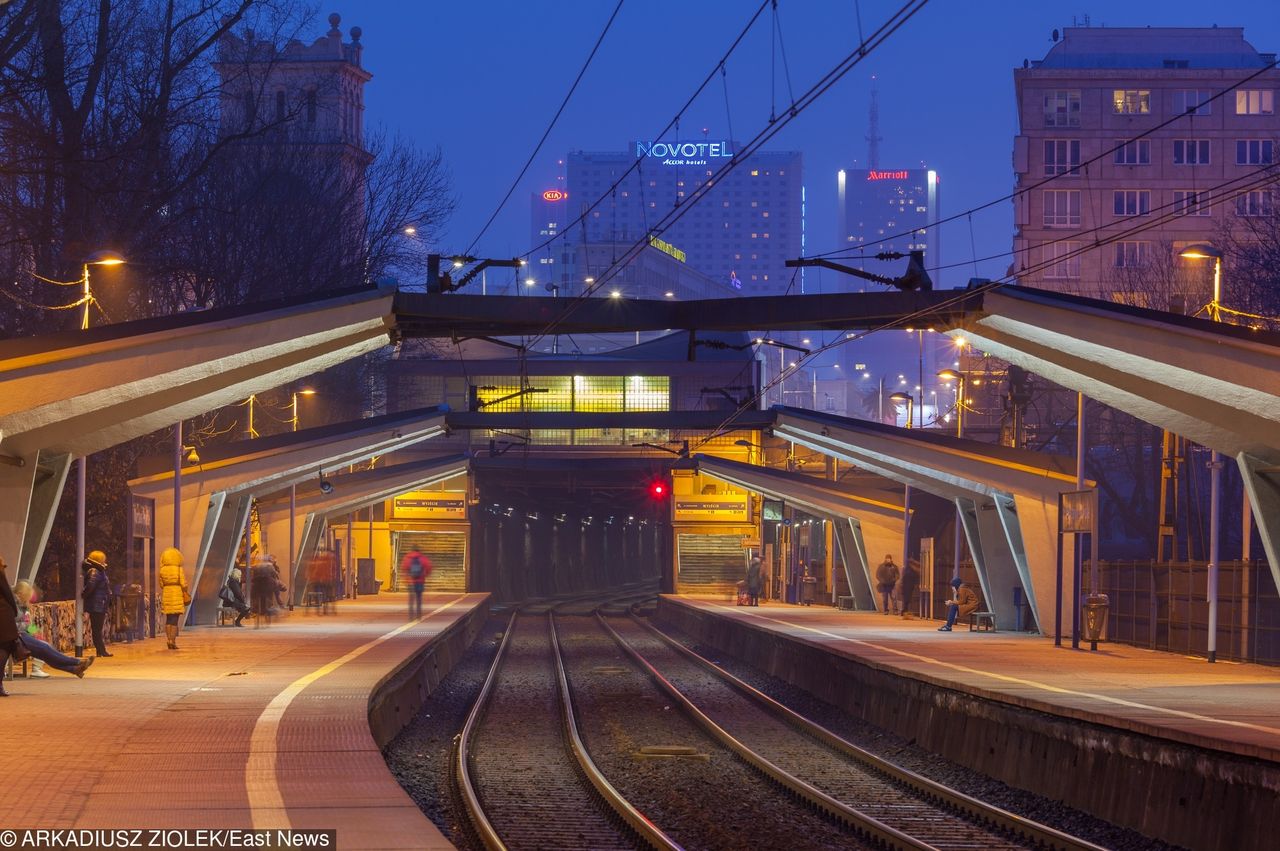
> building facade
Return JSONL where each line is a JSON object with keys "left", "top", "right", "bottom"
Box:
{"left": 1013, "top": 27, "right": 1279, "bottom": 306}
{"left": 836, "top": 167, "right": 940, "bottom": 283}
{"left": 529, "top": 139, "right": 803, "bottom": 297}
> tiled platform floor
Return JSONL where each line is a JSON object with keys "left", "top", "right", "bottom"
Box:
{"left": 2, "top": 593, "right": 488, "bottom": 849}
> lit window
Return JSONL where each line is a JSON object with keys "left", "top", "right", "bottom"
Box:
{"left": 1113, "top": 140, "right": 1150, "bottom": 165}
{"left": 762, "top": 211, "right": 769, "bottom": 217}
{"left": 751, "top": 201, "right": 758, "bottom": 207}
{"left": 1043, "top": 190, "right": 1080, "bottom": 227}
{"left": 1112, "top": 90, "right": 1151, "bottom": 114}
{"left": 1044, "top": 139, "right": 1081, "bottom": 175}
{"left": 1173, "top": 90, "right": 1211, "bottom": 116}
{"left": 1113, "top": 190, "right": 1151, "bottom": 217}
{"left": 1172, "top": 140, "right": 1210, "bottom": 165}
{"left": 1043, "top": 241, "right": 1080, "bottom": 279}
{"left": 1113, "top": 241, "right": 1150, "bottom": 267}
{"left": 750, "top": 170, "right": 759, "bottom": 176}
{"left": 1043, "top": 90, "right": 1081, "bottom": 127}
{"left": 1236, "top": 90, "right": 1275, "bottom": 115}
{"left": 1173, "top": 190, "right": 1211, "bottom": 216}
{"left": 1236, "top": 139, "right": 1274, "bottom": 165}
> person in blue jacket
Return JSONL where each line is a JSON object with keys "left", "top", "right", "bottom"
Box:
{"left": 82, "top": 550, "right": 115, "bottom": 657}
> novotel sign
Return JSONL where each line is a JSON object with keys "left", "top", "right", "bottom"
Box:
{"left": 637, "top": 140, "right": 735, "bottom": 166}
{"left": 542, "top": 189, "right": 567, "bottom": 201}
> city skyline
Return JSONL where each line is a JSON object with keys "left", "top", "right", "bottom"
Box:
{"left": 357, "top": 0, "right": 1280, "bottom": 291}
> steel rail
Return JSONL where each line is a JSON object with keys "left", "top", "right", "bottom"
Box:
{"left": 596, "top": 613, "right": 935, "bottom": 851}
{"left": 549, "top": 613, "right": 684, "bottom": 851}
{"left": 632, "top": 612, "right": 1109, "bottom": 851}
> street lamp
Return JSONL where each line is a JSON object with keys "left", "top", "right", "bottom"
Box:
{"left": 75, "top": 249, "right": 125, "bottom": 654}
{"left": 1179, "top": 242, "right": 1226, "bottom": 662}
{"left": 937, "top": 369, "right": 965, "bottom": 438}
{"left": 889, "top": 392, "right": 914, "bottom": 428}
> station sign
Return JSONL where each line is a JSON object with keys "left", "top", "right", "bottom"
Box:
{"left": 636, "top": 140, "right": 735, "bottom": 167}
{"left": 542, "top": 189, "right": 567, "bottom": 202}
{"left": 673, "top": 494, "right": 750, "bottom": 522}
{"left": 393, "top": 491, "right": 467, "bottom": 520}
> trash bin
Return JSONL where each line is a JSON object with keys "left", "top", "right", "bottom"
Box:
{"left": 801, "top": 576, "right": 818, "bottom": 606}
{"left": 1082, "top": 593, "right": 1110, "bottom": 644}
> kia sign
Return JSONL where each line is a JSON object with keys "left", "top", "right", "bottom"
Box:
{"left": 542, "top": 189, "right": 567, "bottom": 201}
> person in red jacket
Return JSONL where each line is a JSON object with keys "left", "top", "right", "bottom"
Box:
{"left": 399, "top": 550, "right": 432, "bottom": 619}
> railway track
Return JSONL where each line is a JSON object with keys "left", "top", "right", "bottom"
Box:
{"left": 601, "top": 612, "right": 1109, "bottom": 851}
{"left": 453, "top": 610, "right": 679, "bottom": 851}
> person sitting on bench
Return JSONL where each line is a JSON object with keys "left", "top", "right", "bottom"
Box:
{"left": 938, "top": 576, "right": 979, "bottom": 632}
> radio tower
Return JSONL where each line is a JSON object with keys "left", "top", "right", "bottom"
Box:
{"left": 866, "top": 76, "right": 882, "bottom": 169}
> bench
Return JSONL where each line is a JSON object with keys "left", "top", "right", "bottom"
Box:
{"left": 968, "top": 611, "right": 996, "bottom": 632}
{"left": 837, "top": 596, "right": 856, "bottom": 611}
{"left": 3, "top": 656, "right": 31, "bottom": 679}
{"left": 217, "top": 606, "right": 239, "bottom": 626}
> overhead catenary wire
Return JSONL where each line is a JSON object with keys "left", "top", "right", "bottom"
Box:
{"left": 802, "top": 56, "right": 1280, "bottom": 263}
{"left": 464, "top": 0, "right": 626, "bottom": 257}
{"left": 523, "top": 0, "right": 932, "bottom": 350}
{"left": 686, "top": 162, "right": 1280, "bottom": 453}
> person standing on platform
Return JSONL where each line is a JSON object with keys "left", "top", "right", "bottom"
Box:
{"left": 81, "top": 550, "right": 115, "bottom": 657}
{"left": 897, "top": 559, "right": 920, "bottom": 619}
{"left": 158, "top": 547, "right": 190, "bottom": 649}
{"left": 399, "top": 549, "right": 431, "bottom": 620}
{"left": 875, "top": 554, "right": 900, "bottom": 614}
{"left": 939, "top": 576, "right": 979, "bottom": 632}
{"left": 13, "top": 581, "right": 93, "bottom": 677}
{"left": 1, "top": 555, "right": 27, "bottom": 696}
{"left": 745, "top": 557, "right": 763, "bottom": 607}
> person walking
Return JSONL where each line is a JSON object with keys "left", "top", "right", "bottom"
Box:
{"left": 251, "top": 557, "right": 284, "bottom": 624}
{"left": 897, "top": 559, "right": 920, "bottom": 619}
{"left": 221, "top": 568, "right": 251, "bottom": 627}
{"left": 0, "top": 555, "right": 27, "bottom": 696}
{"left": 939, "top": 576, "right": 980, "bottom": 632}
{"left": 82, "top": 550, "right": 114, "bottom": 657}
{"left": 158, "top": 547, "right": 190, "bottom": 650}
{"left": 875, "top": 554, "right": 900, "bottom": 614}
{"left": 399, "top": 549, "right": 431, "bottom": 620}
{"left": 13, "top": 581, "right": 93, "bottom": 678}
{"left": 745, "top": 557, "right": 763, "bottom": 607}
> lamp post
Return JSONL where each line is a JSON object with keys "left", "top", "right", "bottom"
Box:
{"left": 1179, "top": 243, "right": 1225, "bottom": 662}
{"left": 889, "top": 392, "right": 914, "bottom": 429}
{"left": 74, "top": 250, "right": 125, "bottom": 655}
{"left": 809, "top": 363, "right": 841, "bottom": 412}
{"left": 938, "top": 368, "right": 967, "bottom": 582}
{"left": 289, "top": 389, "right": 316, "bottom": 581}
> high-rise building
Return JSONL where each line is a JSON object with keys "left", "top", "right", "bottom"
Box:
{"left": 836, "top": 167, "right": 940, "bottom": 277}
{"left": 1012, "top": 26, "right": 1279, "bottom": 305}
{"left": 528, "top": 138, "right": 803, "bottom": 296}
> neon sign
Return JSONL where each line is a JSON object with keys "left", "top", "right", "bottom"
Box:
{"left": 867, "top": 170, "right": 910, "bottom": 181}
{"left": 648, "top": 236, "right": 686, "bottom": 263}
{"left": 636, "top": 140, "right": 735, "bottom": 166}
{"left": 542, "top": 189, "right": 567, "bottom": 201}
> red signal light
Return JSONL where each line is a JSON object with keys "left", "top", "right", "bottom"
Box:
{"left": 650, "top": 481, "right": 667, "bottom": 499}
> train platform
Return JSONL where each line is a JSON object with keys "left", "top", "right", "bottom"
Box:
{"left": 0, "top": 593, "right": 489, "bottom": 849}
{"left": 659, "top": 595, "right": 1280, "bottom": 763}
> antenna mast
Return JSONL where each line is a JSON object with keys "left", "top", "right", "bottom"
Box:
{"left": 866, "top": 76, "right": 883, "bottom": 170}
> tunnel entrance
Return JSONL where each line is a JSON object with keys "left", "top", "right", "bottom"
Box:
{"left": 467, "top": 457, "right": 673, "bottom": 602}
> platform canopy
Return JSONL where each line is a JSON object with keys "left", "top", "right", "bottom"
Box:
{"left": 771, "top": 406, "right": 1079, "bottom": 632}
{"left": 254, "top": 454, "right": 470, "bottom": 603}
{"left": 0, "top": 286, "right": 396, "bottom": 584}
{"left": 950, "top": 286, "right": 1280, "bottom": 595}
{"left": 129, "top": 407, "right": 447, "bottom": 623}
{"left": 694, "top": 454, "right": 906, "bottom": 611}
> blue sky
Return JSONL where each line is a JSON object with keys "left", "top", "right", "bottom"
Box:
{"left": 351, "top": 0, "right": 1280, "bottom": 288}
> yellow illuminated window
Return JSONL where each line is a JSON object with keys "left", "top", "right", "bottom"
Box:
{"left": 751, "top": 170, "right": 759, "bottom": 176}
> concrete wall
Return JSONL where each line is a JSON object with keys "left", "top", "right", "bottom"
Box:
{"left": 656, "top": 597, "right": 1279, "bottom": 851}
{"left": 367, "top": 595, "right": 491, "bottom": 748}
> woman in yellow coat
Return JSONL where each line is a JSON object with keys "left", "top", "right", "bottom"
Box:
{"left": 158, "top": 547, "right": 190, "bottom": 650}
